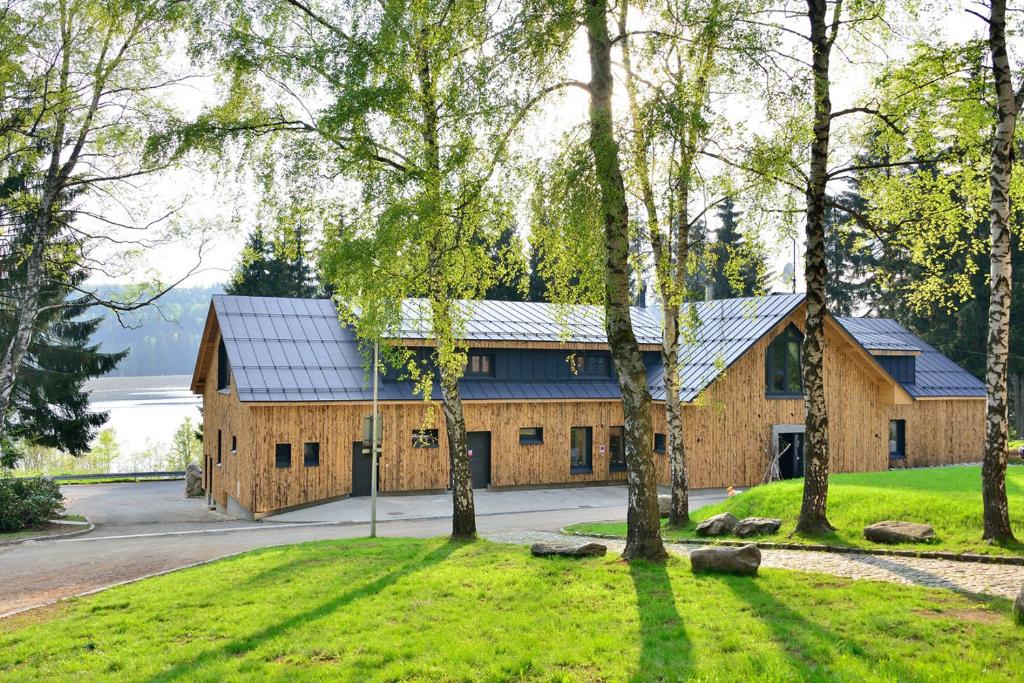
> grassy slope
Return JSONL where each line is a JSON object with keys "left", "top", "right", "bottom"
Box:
{"left": 1, "top": 538, "right": 1021, "bottom": 682}
{"left": 571, "top": 466, "right": 1024, "bottom": 556}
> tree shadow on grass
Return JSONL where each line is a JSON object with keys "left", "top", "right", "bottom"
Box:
{"left": 147, "top": 539, "right": 461, "bottom": 682}
{"left": 629, "top": 560, "right": 692, "bottom": 681}
{"left": 721, "top": 576, "right": 914, "bottom": 680}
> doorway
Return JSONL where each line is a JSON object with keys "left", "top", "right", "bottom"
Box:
{"left": 467, "top": 431, "right": 491, "bottom": 489}
{"left": 777, "top": 431, "right": 805, "bottom": 479}
{"left": 351, "top": 441, "right": 375, "bottom": 497}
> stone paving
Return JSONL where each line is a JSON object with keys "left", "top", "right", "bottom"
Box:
{"left": 485, "top": 530, "right": 1024, "bottom": 600}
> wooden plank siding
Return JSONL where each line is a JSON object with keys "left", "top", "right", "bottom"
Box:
{"left": 199, "top": 306, "right": 985, "bottom": 517}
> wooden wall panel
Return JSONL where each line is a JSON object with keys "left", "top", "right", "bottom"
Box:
{"left": 888, "top": 399, "right": 985, "bottom": 467}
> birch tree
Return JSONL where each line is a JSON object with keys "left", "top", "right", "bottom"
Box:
{"left": 182, "top": 0, "right": 562, "bottom": 538}
{"left": 0, "top": 0, "right": 198, "bottom": 450}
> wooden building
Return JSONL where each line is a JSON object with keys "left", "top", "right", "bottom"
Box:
{"left": 191, "top": 294, "right": 985, "bottom": 518}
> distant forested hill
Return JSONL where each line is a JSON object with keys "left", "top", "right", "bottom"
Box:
{"left": 89, "top": 284, "right": 224, "bottom": 376}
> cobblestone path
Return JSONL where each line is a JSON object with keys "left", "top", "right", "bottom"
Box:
{"left": 485, "top": 530, "right": 1024, "bottom": 600}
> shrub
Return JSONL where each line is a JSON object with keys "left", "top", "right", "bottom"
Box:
{"left": 0, "top": 475, "right": 65, "bottom": 532}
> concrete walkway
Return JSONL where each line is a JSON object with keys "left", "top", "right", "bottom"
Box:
{"left": 487, "top": 531, "right": 1024, "bottom": 600}
{"left": 264, "top": 485, "right": 731, "bottom": 524}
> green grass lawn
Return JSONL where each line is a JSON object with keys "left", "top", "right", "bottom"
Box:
{"left": 0, "top": 537, "right": 1020, "bottom": 681}
{"left": 0, "top": 515, "right": 88, "bottom": 543}
{"left": 571, "top": 465, "right": 1024, "bottom": 556}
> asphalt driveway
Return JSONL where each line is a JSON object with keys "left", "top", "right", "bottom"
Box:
{"left": 0, "top": 481, "right": 728, "bottom": 617}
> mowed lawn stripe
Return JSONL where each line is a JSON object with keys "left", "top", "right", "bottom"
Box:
{"left": 0, "top": 537, "right": 1020, "bottom": 681}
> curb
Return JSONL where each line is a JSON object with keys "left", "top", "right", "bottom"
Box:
{"left": 563, "top": 530, "right": 1024, "bottom": 566}
{"left": 0, "top": 517, "right": 95, "bottom": 547}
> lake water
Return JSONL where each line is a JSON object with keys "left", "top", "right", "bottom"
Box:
{"left": 86, "top": 374, "right": 202, "bottom": 469}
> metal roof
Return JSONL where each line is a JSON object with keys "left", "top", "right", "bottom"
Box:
{"left": 836, "top": 316, "right": 985, "bottom": 399}
{"left": 397, "top": 299, "right": 662, "bottom": 345}
{"left": 647, "top": 294, "right": 806, "bottom": 402}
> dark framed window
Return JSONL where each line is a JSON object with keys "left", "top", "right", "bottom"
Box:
{"left": 275, "top": 443, "right": 292, "bottom": 468}
{"left": 465, "top": 353, "right": 495, "bottom": 377}
{"left": 304, "top": 442, "right": 320, "bottom": 467}
{"left": 889, "top": 420, "right": 906, "bottom": 459}
{"left": 653, "top": 433, "right": 667, "bottom": 454}
{"left": 412, "top": 429, "right": 439, "bottom": 448}
{"left": 216, "top": 430, "right": 222, "bottom": 464}
{"left": 231, "top": 435, "right": 237, "bottom": 454}
{"left": 570, "top": 426, "right": 593, "bottom": 473}
{"left": 609, "top": 426, "right": 626, "bottom": 471}
{"left": 572, "top": 353, "right": 610, "bottom": 377}
{"left": 217, "top": 338, "right": 230, "bottom": 391}
{"left": 519, "top": 427, "right": 543, "bottom": 445}
{"left": 766, "top": 324, "right": 803, "bottom": 397}
{"left": 877, "top": 355, "right": 916, "bottom": 384}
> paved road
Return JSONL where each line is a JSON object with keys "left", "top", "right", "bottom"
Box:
{"left": 0, "top": 482, "right": 726, "bottom": 617}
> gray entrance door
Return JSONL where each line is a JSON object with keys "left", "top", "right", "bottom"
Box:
{"left": 351, "top": 441, "right": 374, "bottom": 497}
{"left": 467, "top": 431, "right": 491, "bottom": 489}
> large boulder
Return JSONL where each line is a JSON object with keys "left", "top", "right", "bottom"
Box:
{"left": 734, "top": 517, "right": 782, "bottom": 538}
{"left": 863, "top": 520, "right": 936, "bottom": 544}
{"left": 658, "top": 494, "right": 671, "bottom": 518}
{"left": 690, "top": 544, "right": 761, "bottom": 576}
{"left": 184, "top": 463, "right": 204, "bottom": 498}
{"left": 695, "top": 512, "right": 739, "bottom": 537}
{"left": 530, "top": 542, "right": 607, "bottom": 558}
{"left": 1014, "top": 585, "right": 1024, "bottom": 626}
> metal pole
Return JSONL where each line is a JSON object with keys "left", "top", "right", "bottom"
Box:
{"left": 791, "top": 236, "right": 798, "bottom": 293}
{"left": 370, "top": 338, "right": 379, "bottom": 538}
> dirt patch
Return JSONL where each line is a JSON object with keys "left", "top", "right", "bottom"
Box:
{"left": 914, "top": 608, "right": 1005, "bottom": 625}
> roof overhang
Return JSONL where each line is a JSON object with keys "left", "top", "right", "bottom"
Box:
{"left": 391, "top": 338, "right": 662, "bottom": 352}
{"left": 190, "top": 301, "right": 219, "bottom": 395}
{"left": 824, "top": 316, "right": 914, "bottom": 405}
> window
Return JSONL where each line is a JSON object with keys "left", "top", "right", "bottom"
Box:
{"left": 572, "top": 353, "right": 610, "bottom": 377}
{"left": 465, "top": 353, "right": 495, "bottom": 377}
{"left": 412, "top": 429, "right": 439, "bottom": 448}
{"left": 216, "top": 430, "right": 222, "bottom": 465}
{"left": 217, "top": 338, "right": 230, "bottom": 391}
{"left": 766, "top": 324, "right": 803, "bottom": 397}
{"left": 889, "top": 420, "right": 906, "bottom": 459}
{"left": 609, "top": 426, "right": 626, "bottom": 471}
{"left": 518, "top": 427, "right": 543, "bottom": 445}
{"left": 231, "top": 435, "right": 237, "bottom": 454}
{"left": 304, "top": 442, "right": 320, "bottom": 467}
{"left": 275, "top": 443, "right": 292, "bottom": 468}
{"left": 570, "top": 426, "right": 593, "bottom": 473}
{"left": 877, "top": 355, "right": 916, "bottom": 384}
{"left": 654, "top": 433, "right": 667, "bottom": 453}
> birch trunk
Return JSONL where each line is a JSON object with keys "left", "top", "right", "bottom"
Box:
{"left": 418, "top": 28, "right": 476, "bottom": 538}
{"left": 982, "top": 0, "right": 1016, "bottom": 543}
{"left": 795, "top": 0, "right": 835, "bottom": 535}
{"left": 585, "top": 0, "right": 666, "bottom": 561}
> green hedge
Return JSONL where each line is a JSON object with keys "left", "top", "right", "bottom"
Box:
{"left": 0, "top": 475, "right": 65, "bottom": 532}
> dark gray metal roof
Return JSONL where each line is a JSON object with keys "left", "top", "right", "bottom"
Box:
{"left": 397, "top": 299, "right": 661, "bottom": 345}
{"left": 647, "top": 294, "right": 806, "bottom": 402}
{"left": 836, "top": 316, "right": 985, "bottom": 399}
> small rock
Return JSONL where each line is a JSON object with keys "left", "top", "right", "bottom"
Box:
{"left": 185, "top": 463, "right": 204, "bottom": 498}
{"left": 695, "top": 512, "right": 739, "bottom": 537}
{"left": 735, "top": 517, "right": 783, "bottom": 538}
{"left": 1014, "top": 585, "right": 1024, "bottom": 625}
{"left": 863, "top": 520, "right": 936, "bottom": 544}
{"left": 690, "top": 544, "right": 761, "bottom": 576}
{"left": 657, "top": 494, "right": 671, "bottom": 518}
{"left": 530, "top": 542, "right": 607, "bottom": 558}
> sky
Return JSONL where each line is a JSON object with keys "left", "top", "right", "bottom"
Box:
{"left": 91, "top": 1, "right": 997, "bottom": 299}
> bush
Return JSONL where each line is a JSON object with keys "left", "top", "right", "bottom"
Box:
{"left": 0, "top": 475, "right": 65, "bottom": 532}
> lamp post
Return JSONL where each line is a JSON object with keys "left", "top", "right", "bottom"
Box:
{"left": 370, "top": 338, "right": 379, "bottom": 538}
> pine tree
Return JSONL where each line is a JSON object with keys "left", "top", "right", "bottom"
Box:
{"left": 482, "top": 225, "right": 528, "bottom": 301}
{"left": 527, "top": 246, "right": 548, "bottom": 302}
{"left": 227, "top": 223, "right": 320, "bottom": 298}
{"left": 709, "top": 197, "right": 769, "bottom": 298}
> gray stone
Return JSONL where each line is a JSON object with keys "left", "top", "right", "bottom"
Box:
{"left": 1014, "top": 585, "right": 1024, "bottom": 625}
{"left": 185, "top": 463, "right": 204, "bottom": 498}
{"left": 530, "top": 542, "right": 607, "bottom": 558}
{"left": 695, "top": 512, "right": 739, "bottom": 537}
{"left": 690, "top": 544, "right": 761, "bottom": 576}
{"left": 658, "top": 494, "right": 671, "bottom": 518}
{"left": 863, "top": 520, "right": 936, "bottom": 544}
{"left": 734, "top": 517, "right": 783, "bottom": 538}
